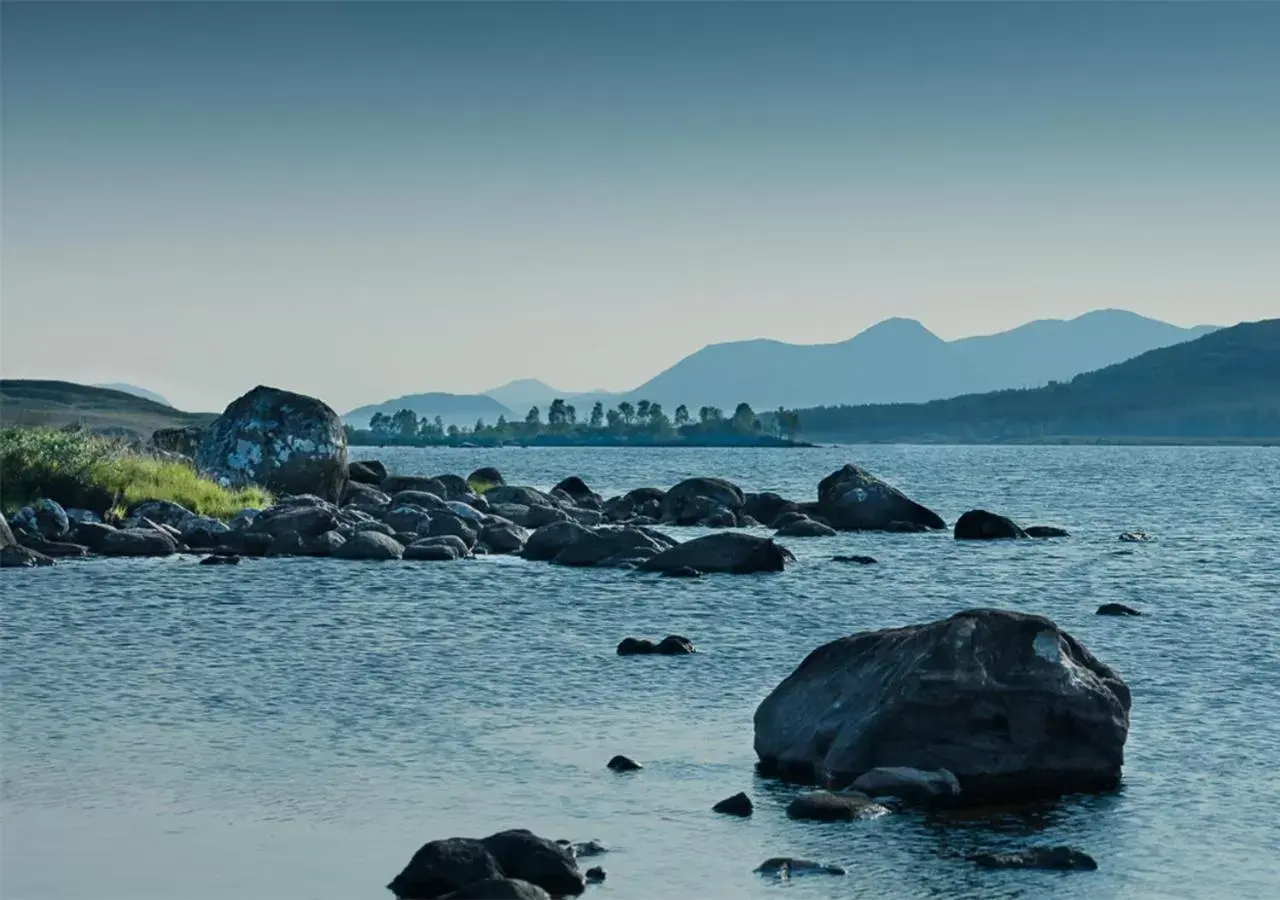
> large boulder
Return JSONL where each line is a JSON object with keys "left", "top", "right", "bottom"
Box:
{"left": 247, "top": 501, "right": 339, "bottom": 540}
{"left": 333, "top": 530, "right": 403, "bottom": 560}
{"left": 816, "top": 464, "right": 944, "bottom": 532}
{"left": 180, "top": 515, "right": 230, "bottom": 548}
{"left": 550, "top": 526, "right": 671, "bottom": 568}
{"left": 128, "top": 499, "right": 197, "bottom": 531}
{"left": 406, "top": 535, "right": 470, "bottom": 560}
{"left": 661, "top": 477, "right": 745, "bottom": 525}
{"left": 480, "top": 521, "right": 529, "bottom": 555}
{"left": 486, "top": 485, "right": 558, "bottom": 509}
{"left": 522, "top": 521, "right": 594, "bottom": 562}
{"left": 1, "top": 544, "right": 55, "bottom": 567}
{"left": 196, "top": 385, "right": 347, "bottom": 501}
{"left": 101, "top": 528, "right": 178, "bottom": 557}
{"left": 71, "top": 521, "right": 117, "bottom": 552}
{"left": 775, "top": 517, "right": 837, "bottom": 538}
{"left": 32, "top": 499, "right": 71, "bottom": 540}
{"left": 754, "top": 609, "right": 1130, "bottom": 800}
{"left": 388, "top": 837, "right": 503, "bottom": 899}
{"left": 343, "top": 481, "right": 392, "bottom": 508}
{"left": 640, "top": 533, "right": 792, "bottom": 574}
{"left": 429, "top": 514, "right": 479, "bottom": 549}
{"left": 348, "top": 459, "right": 387, "bottom": 485}
{"left": 851, "top": 766, "right": 961, "bottom": 804}
{"left": 383, "top": 505, "right": 434, "bottom": 535}
{"left": 552, "top": 476, "right": 602, "bottom": 509}
{"left": 744, "top": 492, "right": 799, "bottom": 527}
{"left": 441, "top": 878, "right": 550, "bottom": 900}
{"left": 480, "top": 830, "right": 585, "bottom": 898}
{"left": 151, "top": 425, "right": 205, "bottom": 458}
{"left": 954, "top": 509, "right": 1027, "bottom": 540}
{"left": 468, "top": 467, "right": 505, "bottom": 491}
{"left": 602, "top": 487, "right": 664, "bottom": 522}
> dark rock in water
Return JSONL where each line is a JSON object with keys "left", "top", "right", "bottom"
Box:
{"left": 607, "top": 755, "right": 642, "bottom": 772}
{"left": 602, "top": 487, "right": 665, "bottom": 522}
{"left": 656, "top": 634, "right": 695, "bottom": 654}
{"left": 1119, "top": 531, "right": 1155, "bottom": 542}
{"left": 406, "top": 535, "right": 469, "bottom": 561}
{"left": 429, "top": 514, "right": 479, "bottom": 549}
{"left": 387, "top": 836, "right": 503, "bottom": 899}
{"left": 486, "top": 485, "right": 559, "bottom": 510}
{"left": 196, "top": 385, "right": 347, "bottom": 501}
{"left": 817, "top": 464, "right": 944, "bottom": 532}
{"left": 101, "top": 528, "right": 177, "bottom": 557}
{"left": 570, "top": 841, "right": 607, "bottom": 858}
{"left": 775, "top": 517, "right": 838, "bottom": 538}
{"left": 832, "top": 555, "right": 877, "bottom": 565}
{"left": 220, "top": 532, "right": 274, "bottom": 557}
{"left": 180, "top": 515, "right": 230, "bottom": 548}
{"left": 851, "top": 767, "right": 961, "bottom": 804}
{"left": 968, "top": 846, "right": 1098, "bottom": 871}
{"left": 348, "top": 459, "right": 387, "bottom": 485}
{"left": 342, "top": 481, "right": 392, "bottom": 508}
{"left": 564, "top": 507, "right": 603, "bottom": 528}
{"left": 333, "top": 530, "right": 403, "bottom": 560}
{"left": 661, "top": 477, "right": 745, "bottom": 525}
{"left": 440, "top": 878, "right": 551, "bottom": 899}
{"left": 640, "top": 533, "right": 793, "bottom": 575}
{"left": 248, "top": 502, "right": 339, "bottom": 540}
{"left": 755, "top": 858, "right": 846, "bottom": 878}
{"left": 713, "top": 791, "right": 754, "bottom": 817}
{"left": 661, "top": 566, "right": 702, "bottom": 578}
{"left": 744, "top": 492, "right": 799, "bottom": 528}
{"left": 954, "top": 509, "right": 1027, "bottom": 540}
{"left": 522, "top": 521, "right": 594, "bottom": 562}
{"left": 754, "top": 608, "right": 1131, "bottom": 801}
{"left": 33, "top": 498, "right": 71, "bottom": 540}
{"left": 304, "top": 530, "right": 347, "bottom": 556}
{"left": 1025, "top": 525, "right": 1070, "bottom": 538}
{"left": 468, "top": 467, "right": 505, "bottom": 490}
{"left": 770, "top": 510, "right": 813, "bottom": 530}
{"left": 553, "top": 476, "right": 602, "bottom": 508}
{"left": 1097, "top": 603, "right": 1142, "bottom": 617}
{"left": 696, "top": 505, "right": 738, "bottom": 528}
{"left": 480, "top": 521, "right": 529, "bottom": 555}
{"left": 885, "top": 520, "right": 929, "bottom": 533}
{"left": 383, "top": 505, "right": 435, "bottom": 536}
{"left": 16, "top": 534, "right": 88, "bottom": 557}
{"left": 71, "top": 521, "right": 117, "bottom": 552}
{"left": 525, "top": 504, "right": 570, "bottom": 529}
{"left": 617, "top": 637, "right": 656, "bottom": 655}
{"left": 1, "top": 544, "right": 55, "bottom": 567}
{"left": 584, "top": 867, "right": 605, "bottom": 884}
{"left": 786, "top": 790, "right": 889, "bottom": 821}
{"left": 382, "top": 475, "right": 449, "bottom": 497}
{"left": 0, "top": 515, "right": 17, "bottom": 549}
{"left": 200, "top": 553, "right": 241, "bottom": 565}
{"left": 480, "top": 829, "right": 585, "bottom": 898}
{"left": 551, "top": 526, "right": 670, "bottom": 567}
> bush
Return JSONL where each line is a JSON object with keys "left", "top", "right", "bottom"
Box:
{"left": 0, "top": 427, "right": 271, "bottom": 519}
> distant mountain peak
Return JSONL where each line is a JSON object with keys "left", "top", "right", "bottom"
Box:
{"left": 94, "top": 382, "right": 171, "bottom": 407}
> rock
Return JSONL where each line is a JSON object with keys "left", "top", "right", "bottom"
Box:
{"left": 607, "top": 755, "right": 642, "bottom": 772}
{"left": 661, "top": 566, "right": 702, "bottom": 578}
{"left": 64, "top": 508, "right": 104, "bottom": 526}
{"left": 440, "top": 878, "right": 551, "bottom": 900}
{"left": 564, "top": 507, "right": 604, "bottom": 528}
{"left": 32, "top": 498, "right": 70, "bottom": 540}
{"left": 485, "top": 485, "right": 558, "bottom": 509}
{"left": 228, "top": 508, "right": 260, "bottom": 531}
{"left": 180, "top": 515, "right": 230, "bottom": 548}
{"left": 382, "top": 475, "right": 449, "bottom": 496}
{"left": 851, "top": 767, "right": 961, "bottom": 804}
{"left": 248, "top": 501, "right": 339, "bottom": 539}
{"left": 333, "top": 531, "right": 403, "bottom": 560}
{"left": 71, "top": 521, "right": 117, "bottom": 551}
{"left": 602, "top": 487, "right": 665, "bottom": 522}
{"left": 754, "top": 858, "right": 846, "bottom": 878}
{"left": 388, "top": 837, "right": 503, "bottom": 899}
{"left": 137, "top": 517, "right": 182, "bottom": 542}
{"left": 697, "top": 506, "right": 738, "bottom": 528}
{"left": 343, "top": 481, "right": 392, "bottom": 508}
{"left": 713, "top": 792, "right": 753, "bottom": 817}
{"left": 480, "top": 829, "right": 585, "bottom": 898}
{"left": 522, "top": 521, "right": 594, "bottom": 562}
{"left": 196, "top": 385, "right": 347, "bottom": 501}
{"left": 445, "top": 501, "right": 486, "bottom": 523}
{"left": 640, "top": 533, "right": 793, "bottom": 575}
{"left": 1119, "top": 531, "right": 1155, "bottom": 542}
{"left": 968, "top": 846, "right": 1098, "bottom": 871}
{"left": 405, "top": 535, "right": 469, "bottom": 561}
{"left": 584, "top": 867, "right": 605, "bottom": 884}
{"left": 1025, "top": 525, "right": 1069, "bottom": 538}
{"left": 770, "top": 510, "right": 813, "bottom": 530}
{"left": 569, "top": 841, "right": 606, "bottom": 859}
{"left": 151, "top": 424, "right": 205, "bottom": 457}
{"left": 617, "top": 635, "right": 695, "bottom": 655}
{"left": 468, "top": 467, "right": 505, "bottom": 491}
{"left": 954, "top": 509, "right": 1027, "bottom": 540}
{"left": 219, "top": 532, "right": 274, "bottom": 557}
{"left": 744, "top": 492, "right": 799, "bottom": 528}
{"left": 832, "top": 555, "right": 877, "bottom": 565}
{"left": 15, "top": 534, "right": 88, "bottom": 557}
{"left": 429, "top": 474, "right": 473, "bottom": 502}
{"left": 355, "top": 520, "right": 397, "bottom": 537}
{"left": 304, "top": 530, "right": 347, "bottom": 556}
{"left": 525, "top": 504, "right": 570, "bottom": 528}
{"left": 551, "top": 526, "right": 670, "bottom": 567}
{"left": 200, "top": 553, "right": 241, "bottom": 565}
{"left": 785, "top": 790, "right": 889, "bottom": 821}
{"left": 480, "top": 521, "right": 529, "bottom": 554}
{"left": 754, "top": 609, "right": 1131, "bottom": 800}
{"left": 661, "top": 477, "right": 745, "bottom": 525}
{"left": 490, "top": 503, "right": 533, "bottom": 526}
{"left": 1, "top": 544, "right": 55, "bottom": 567}
{"left": 383, "top": 505, "right": 435, "bottom": 535}
{"left": 616, "top": 637, "right": 656, "bottom": 655}
{"left": 816, "top": 464, "right": 944, "bottom": 532}
{"left": 101, "top": 528, "right": 177, "bottom": 557}
{"left": 886, "top": 520, "right": 929, "bottom": 533}
{"left": 348, "top": 459, "right": 387, "bottom": 485}
{"left": 8, "top": 507, "right": 38, "bottom": 536}
{"left": 552, "top": 476, "right": 602, "bottom": 509}
{"left": 429, "top": 514, "right": 479, "bottom": 548}
{"left": 0, "top": 515, "right": 16, "bottom": 549}
{"left": 127, "top": 499, "right": 196, "bottom": 531}
{"left": 1097, "top": 603, "right": 1142, "bottom": 617}
{"left": 390, "top": 490, "right": 449, "bottom": 511}
{"left": 776, "top": 517, "right": 838, "bottom": 538}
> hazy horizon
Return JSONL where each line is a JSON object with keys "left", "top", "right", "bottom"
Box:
{"left": 3, "top": 2, "right": 1277, "bottom": 412}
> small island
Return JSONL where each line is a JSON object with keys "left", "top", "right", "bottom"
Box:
{"left": 345, "top": 400, "right": 812, "bottom": 448}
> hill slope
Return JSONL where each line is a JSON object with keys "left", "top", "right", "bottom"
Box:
{"left": 619, "top": 310, "right": 1216, "bottom": 411}
{"left": 94, "top": 382, "right": 172, "bottom": 407}
{"left": 344, "top": 392, "right": 514, "bottom": 429}
{"left": 0, "top": 381, "right": 212, "bottom": 437}
{"left": 791, "top": 319, "right": 1280, "bottom": 443}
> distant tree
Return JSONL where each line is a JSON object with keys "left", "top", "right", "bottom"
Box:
{"left": 496, "top": 414, "right": 508, "bottom": 432}
{"left": 434, "top": 415, "right": 445, "bottom": 435}
{"left": 548, "top": 398, "right": 568, "bottom": 429}
{"left": 391, "top": 408, "right": 419, "bottom": 439}
{"left": 648, "top": 403, "right": 670, "bottom": 433}
{"left": 447, "top": 424, "right": 460, "bottom": 437}
{"left": 589, "top": 402, "right": 605, "bottom": 429}
{"left": 370, "top": 412, "right": 391, "bottom": 435}
{"left": 618, "top": 401, "right": 635, "bottom": 426}
{"left": 700, "top": 405, "right": 724, "bottom": 425}
{"left": 636, "top": 400, "right": 651, "bottom": 423}
{"left": 731, "top": 402, "right": 757, "bottom": 434}
{"left": 526, "top": 406, "right": 541, "bottom": 426}
{"left": 566, "top": 404, "right": 577, "bottom": 427}
{"left": 674, "top": 404, "right": 690, "bottom": 427}
{"left": 474, "top": 418, "right": 485, "bottom": 434}
{"left": 606, "top": 408, "right": 623, "bottom": 430}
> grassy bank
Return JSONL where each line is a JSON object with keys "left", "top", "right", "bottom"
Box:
{"left": 0, "top": 427, "right": 271, "bottom": 519}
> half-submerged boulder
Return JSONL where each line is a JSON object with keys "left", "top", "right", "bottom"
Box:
{"left": 1025, "top": 525, "right": 1069, "bottom": 538}
{"left": 851, "top": 766, "right": 961, "bottom": 804}
{"left": 640, "top": 533, "right": 792, "bottom": 575}
{"left": 754, "top": 609, "right": 1130, "bottom": 801}
{"left": 968, "top": 846, "right": 1098, "bottom": 871}
{"left": 660, "top": 477, "right": 745, "bottom": 525}
{"left": 607, "top": 755, "right": 642, "bottom": 772}
{"left": 785, "top": 790, "right": 888, "bottom": 821}
{"left": 775, "top": 517, "right": 837, "bottom": 538}
{"left": 713, "top": 791, "right": 754, "bottom": 817}
{"left": 441, "top": 878, "right": 550, "bottom": 899}
{"left": 616, "top": 635, "right": 695, "bottom": 655}
{"left": 754, "top": 858, "right": 846, "bottom": 879}
{"left": 552, "top": 476, "right": 602, "bottom": 509}
{"left": 196, "top": 385, "right": 348, "bottom": 501}
{"left": 101, "top": 528, "right": 178, "bottom": 557}
{"left": 388, "top": 837, "right": 503, "bottom": 899}
{"left": 954, "top": 509, "right": 1027, "bottom": 540}
{"left": 816, "top": 464, "right": 944, "bottom": 532}
{"left": 480, "top": 830, "right": 585, "bottom": 898}
{"left": 333, "top": 530, "right": 403, "bottom": 560}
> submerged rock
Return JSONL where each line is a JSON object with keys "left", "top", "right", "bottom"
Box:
{"left": 851, "top": 767, "right": 961, "bottom": 804}
{"left": 584, "top": 867, "right": 605, "bottom": 884}
{"left": 1119, "top": 531, "right": 1156, "bottom": 542}
{"left": 754, "top": 608, "right": 1131, "bottom": 800}
{"left": 785, "top": 790, "right": 889, "bottom": 821}
{"left": 817, "top": 464, "right": 944, "bottom": 532}
{"left": 832, "top": 554, "right": 877, "bottom": 565}
{"left": 440, "top": 878, "right": 550, "bottom": 900}
{"left": 1025, "top": 525, "right": 1070, "bottom": 538}
{"left": 713, "top": 792, "right": 754, "bottom": 817}
{"left": 775, "top": 517, "right": 837, "bottom": 538}
{"left": 968, "top": 846, "right": 1098, "bottom": 871}
{"left": 1097, "top": 603, "right": 1142, "bottom": 617}
{"left": 200, "top": 553, "right": 241, "bottom": 566}
{"left": 954, "top": 509, "right": 1027, "bottom": 540}
{"left": 640, "top": 533, "right": 793, "bottom": 575}
{"left": 607, "top": 755, "right": 642, "bottom": 772}
{"left": 616, "top": 635, "right": 695, "bottom": 656}
{"left": 754, "top": 858, "right": 846, "bottom": 878}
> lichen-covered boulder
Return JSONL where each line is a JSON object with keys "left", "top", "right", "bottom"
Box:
{"left": 754, "top": 609, "right": 1130, "bottom": 801}
{"left": 816, "top": 464, "right": 944, "bottom": 532}
{"left": 196, "top": 385, "right": 347, "bottom": 501}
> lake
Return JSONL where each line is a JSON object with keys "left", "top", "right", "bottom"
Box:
{"left": 3, "top": 445, "right": 1278, "bottom": 899}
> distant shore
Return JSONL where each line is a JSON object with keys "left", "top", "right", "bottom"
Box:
{"left": 347, "top": 433, "right": 815, "bottom": 449}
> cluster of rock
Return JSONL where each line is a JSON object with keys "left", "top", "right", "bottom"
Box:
{"left": 387, "top": 828, "right": 595, "bottom": 899}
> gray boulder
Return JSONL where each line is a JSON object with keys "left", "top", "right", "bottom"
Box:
{"left": 954, "top": 509, "right": 1027, "bottom": 540}
{"left": 485, "top": 485, "right": 557, "bottom": 509}
{"left": 816, "top": 464, "right": 944, "bottom": 532}
{"left": 196, "top": 385, "right": 347, "bottom": 501}
{"left": 342, "top": 481, "right": 392, "bottom": 508}
{"left": 525, "top": 505, "right": 570, "bottom": 528}
{"left": 347, "top": 459, "right": 387, "bottom": 485}
{"left": 430, "top": 474, "right": 473, "bottom": 502}
{"left": 305, "top": 530, "right": 347, "bottom": 556}
{"left": 522, "top": 521, "right": 594, "bottom": 562}
{"left": 388, "top": 837, "right": 502, "bottom": 899}
{"left": 406, "top": 535, "right": 470, "bottom": 561}
{"left": 445, "top": 500, "right": 487, "bottom": 522}
{"left": 441, "top": 878, "right": 551, "bottom": 900}
{"left": 247, "top": 502, "right": 339, "bottom": 539}
{"left": 1, "top": 544, "right": 55, "bottom": 567}
{"left": 602, "top": 487, "right": 664, "bottom": 522}
{"left": 769, "top": 510, "right": 814, "bottom": 531}
{"left": 754, "top": 608, "right": 1130, "bottom": 800}
{"left": 101, "top": 528, "right": 178, "bottom": 557}
{"left": 71, "top": 521, "right": 117, "bottom": 551}
{"left": 355, "top": 520, "right": 396, "bottom": 537}
{"left": 480, "top": 829, "right": 585, "bottom": 898}
{"left": 640, "top": 533, "right": 793, "bottom": 575}
{"left": 744, "top": 492, "right": 799, "bottom": 527}
{"left": 429, "top": 514, "right": 478, "bottom": 549}
{"left": 127, "top": 499, "right": 196, "bottom": 531}
{"left": 775, "top": 517, "right": 837, "bottom": 538}
{"left": 786, "top": 790, "right": 889, "bottom": 821}
{"left": 152, "top": 424, "right": 205, "bottom": 457}
{"left": 33, "top": 498, "right": 71, "bottom": 540}
{"left": 661, "top": 477, "right": 745, "bottom": 525}
{"left": 480, "top": 521, "right": 529, "bottom": 554}
{"left": 382, "top": 475, "right": 449, "bottom": 496}
{"left": 551, "top": 526, "right": 669, "bottom": 567}
{"left": 391, "top": 490, "right": 448, "bottom": 511}
{"left": 552, "top": 476, "right": 602, "bottom": 509}
{"left": 565, "top": 507, "right": 604, "bottom": 528}
{"left": 180, "top": 515, "right": 230, "bottom": 548}
{"left": 851, "top": 767, "right": 961, "bottom": 804}
{"left": 334, "top": 531, "right": 403, "bottom": 560}
{"left": 383, "top": 505, "right": 434, "bottom": 535}
{"left": 490, "top": 503, "right": 533, "bottom": 526}
{"left": 15, "top": 534, "right": 88, "bottom": 558}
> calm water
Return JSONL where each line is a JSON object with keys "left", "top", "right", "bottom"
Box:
{"left": 3, "top": 446, "right": 1279, "bottom": 900}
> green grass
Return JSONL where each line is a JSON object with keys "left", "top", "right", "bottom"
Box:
{"left": 0, "top": 427, "right": 271, "bottom": 519}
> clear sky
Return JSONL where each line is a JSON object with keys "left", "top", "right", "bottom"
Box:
{"left": 2, "top": 1, "right": 1277, "bottom": 412}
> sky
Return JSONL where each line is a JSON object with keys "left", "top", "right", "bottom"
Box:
{"left": 2, "top": 2, "right": 1277, "bottom": 413}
